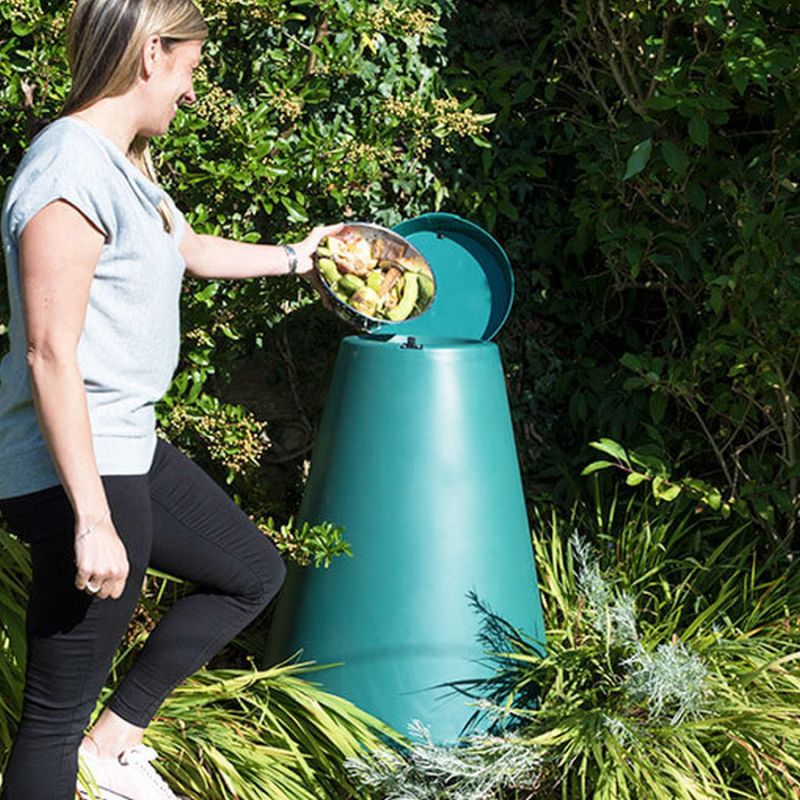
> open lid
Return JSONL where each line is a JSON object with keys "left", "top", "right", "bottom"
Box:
{"left": 374, "top": 213, "right": 514, "bottom": 340}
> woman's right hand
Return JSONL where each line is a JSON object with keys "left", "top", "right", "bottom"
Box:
{"left": 74, "top": 512, "right": 130, "bottom": 600}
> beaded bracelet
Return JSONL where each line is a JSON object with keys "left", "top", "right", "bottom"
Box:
{"left": 75, "top": 509, "right": 111, "bottom": 543}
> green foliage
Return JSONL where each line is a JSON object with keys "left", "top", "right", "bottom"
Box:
{"left": 265, "top": 516, "right": 351, "bottom": 568}
{"left": 0, "top": 534, "right": 27, "bottom": 758}
{"left": 6, "top": 0, "right": 797, "bottom": 541}
{"left": 158, "top": 398, "right": 268, "bottom": 485}
{"left": 438, "top": 1, "right": 800, "bottom": 542}
{"left": 466, "top": 498, "right": 800, "bottom": 798}
{"left": 81, "top": 663, "right": 403, "bottom": 800}
{"left": 582, "top": 437, "right": 737, "bottom": 516}
{"left": 560, "top": 0, "right": 800, "bottom": 537}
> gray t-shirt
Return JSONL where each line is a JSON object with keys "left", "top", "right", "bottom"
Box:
{"left": 0, "top": 116, "right": 187, "bottom": 498}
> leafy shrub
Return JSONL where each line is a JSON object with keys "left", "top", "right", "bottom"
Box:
{"left": 468, "top": 498, "right": 800, "bottom": 798}
{"left": 439, "top": 0, "right": 800, "bottom": 542}
{"left": 344, "top": 497, "right": 800, "bottom": 798}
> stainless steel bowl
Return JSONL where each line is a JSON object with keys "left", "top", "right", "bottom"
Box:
{"left": 315, "top": 222, "right": 437, "bottom": 332}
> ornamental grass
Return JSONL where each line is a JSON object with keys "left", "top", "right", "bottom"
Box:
{"left": 480, "top": 498, "right": 800, "bottom": 798}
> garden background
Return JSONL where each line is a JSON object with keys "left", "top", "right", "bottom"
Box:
{"left": 2, "top": 0, "right": 800, "bottom": 797}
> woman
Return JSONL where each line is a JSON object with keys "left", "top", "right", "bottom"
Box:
{"left": 0, "top": 1, "right": 340, "bottom": 797}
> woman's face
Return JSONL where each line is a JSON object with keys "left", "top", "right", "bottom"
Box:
{"left": 141, "top": 38, "right": 202, "bottom": 136}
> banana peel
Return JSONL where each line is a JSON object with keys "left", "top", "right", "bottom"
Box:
{"left": 387, "top": 272, "right": 418, "bottom": 321}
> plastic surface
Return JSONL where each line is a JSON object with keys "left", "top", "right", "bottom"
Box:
{"left": 265, "top": 335, "right": 546, "bottom": 744}
{"left": 368, "top": 212, "right": 515, "bottom": 341}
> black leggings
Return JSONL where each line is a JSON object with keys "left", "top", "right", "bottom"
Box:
{"left": 0, "top": 438, "right": 286, "bottom": 800}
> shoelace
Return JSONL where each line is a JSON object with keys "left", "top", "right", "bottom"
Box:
{"left": 117, "top": 745, "right": 175, "bottom": 797}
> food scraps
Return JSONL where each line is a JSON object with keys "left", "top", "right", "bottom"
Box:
{"left": 315, "top": 228, "right": 434, "bottom": 322}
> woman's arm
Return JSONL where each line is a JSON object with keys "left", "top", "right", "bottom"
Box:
{"left": 180, "top": 223, "right": 343, "bottom": 280}
{"left": 19, "top": 200, "right": 129, "bottom": 599}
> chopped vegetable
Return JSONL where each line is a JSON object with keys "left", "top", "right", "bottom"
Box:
{"left": 366, "top": 270, "right": 383, "bottom": 293}
{"left": 349, "top": 286, "right": 381, "bottom": 316}
{"left": 418, "top": 274, "right": 434, "bottom": 302}
{"left": 317, "top": 257, "right": 340, "bottom": 287}
{"left": 339, "top": 274, "right": 366, "bottom": 293}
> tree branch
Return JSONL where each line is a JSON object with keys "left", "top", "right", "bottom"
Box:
{"left": 304, "top": 14, "right": 329, "bottom": 78}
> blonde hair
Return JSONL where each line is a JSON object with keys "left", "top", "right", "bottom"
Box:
{"left": 61, "top": 0, "right": 208, "bottom": 232}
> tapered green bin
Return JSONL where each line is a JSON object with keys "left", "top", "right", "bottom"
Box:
{"left": 265, "top": 214, "right": 545, "bottom": 745}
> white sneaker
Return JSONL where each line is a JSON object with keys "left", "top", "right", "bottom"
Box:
{"left": 77, "top": 743, "right": 178, "bottom": 800}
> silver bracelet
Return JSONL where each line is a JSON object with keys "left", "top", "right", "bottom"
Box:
{"left": 75, "top": 509, "right": 111, "bottom": 543}
{"left": 283, "top": 244, "right": 298, "bottom": 275}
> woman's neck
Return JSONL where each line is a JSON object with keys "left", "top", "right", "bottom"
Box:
{"left": 66, "top": 95, "right": 144, "bottom": 155}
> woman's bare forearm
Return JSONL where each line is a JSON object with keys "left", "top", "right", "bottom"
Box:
{"left": 28, "top": 354, "right": 109, "bottom": 527}
{"left": 180, "top": 223, "right": 344, "bottom": 281}
{"left": 183, "top": 234, "right": 291, "bottom": 280}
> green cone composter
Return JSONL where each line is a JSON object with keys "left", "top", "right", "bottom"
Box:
{"left": 264, "top": 213, "right": 546, "bottom": 745}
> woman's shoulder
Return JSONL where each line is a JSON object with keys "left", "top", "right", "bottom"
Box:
{"left": 18, "top": 117, "right": 108, "bottom": 176}
{"left": 3, "top": 119, "right": 116, "bottom": 243}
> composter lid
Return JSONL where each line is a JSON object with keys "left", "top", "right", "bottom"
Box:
{"left": 372, "top": 213, "right": 514, "bottom": 341}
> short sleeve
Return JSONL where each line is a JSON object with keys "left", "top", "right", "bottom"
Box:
{"left": 7, "top": 138, "right": 114, "bottom": 246}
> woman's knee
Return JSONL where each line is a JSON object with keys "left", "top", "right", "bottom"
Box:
{"left": 240, "top": 536, "right": 286, "bottom": 609}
